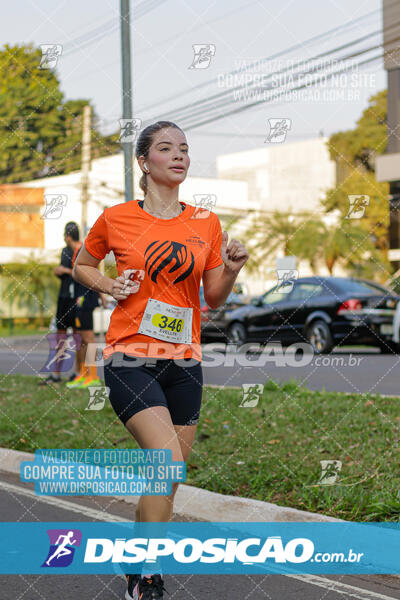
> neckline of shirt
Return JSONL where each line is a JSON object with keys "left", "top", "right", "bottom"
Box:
{"left": 134, "top": 199, "right": 192, "bottom": 224}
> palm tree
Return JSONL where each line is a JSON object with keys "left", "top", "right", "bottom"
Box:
{"left": 241, "top": 209, "right": 387, "bottom": 279}
{"left": 240, "top": 211, "right": 301, "bottom": 275}
{"left": 321, "top": 218, "right": 383, "bottom": 276}
{"left": 291, "top": 217, "right": 326, "bottom": 272}
{"left": 2, "top": 253, "right": 59, "bottom": 327}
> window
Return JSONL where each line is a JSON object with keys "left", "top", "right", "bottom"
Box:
{"left": 290, "top": 283, "right": 323, "bottom": 301}
{"left": 334, "top": 279, "right": 388, "bottom": 296}
{"left": 261, "top": 287, "right": 289, "bottom": 304}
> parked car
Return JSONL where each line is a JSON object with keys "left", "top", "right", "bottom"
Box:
{"left": 393, "top": 298, "right": 400, "bottom": 345}
{"left": 223, "top": 276, "right": 400, "bottom": 353}
{"left": 93, "top": 299, "right": 116, "bottom": 335}
{"left": 199, "top": 285, "right": 248, "bottom": 342}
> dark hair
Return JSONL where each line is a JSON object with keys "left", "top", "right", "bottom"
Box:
{"left": 64, "top": 221, "right": 80, "bottom": 241}
{"left": 135, "top": 120, "right": 184, "bottom": 195}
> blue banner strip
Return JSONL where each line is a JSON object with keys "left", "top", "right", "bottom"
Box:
{"left": 0, "top": 522, "right": 399, "bottom": 574}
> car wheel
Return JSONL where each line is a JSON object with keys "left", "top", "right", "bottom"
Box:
{"left": 378, "top": 341, "right": 399, "bottom": 354}
{"left": 227, "top": 322, "right": 247, "bottom": 345}
{"left": 307, "top": 319, "right": 333, "bottom": 354}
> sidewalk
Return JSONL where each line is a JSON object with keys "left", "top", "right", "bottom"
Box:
{"left": 0, "top": 448, "right": 342, "bottom": 523}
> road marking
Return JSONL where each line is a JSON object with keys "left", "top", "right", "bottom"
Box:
{"left": 287, "top": 574, "right": 399, "bottom": 600}
{"left": 0, "top": 480, "right": 129, "bottom": 522}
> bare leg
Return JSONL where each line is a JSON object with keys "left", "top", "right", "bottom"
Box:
{"left": 74, "top": 330, "right": 83, "bottom": 375}
{"left": 125, "top": 407, "right": 197, "bottom": 522}
{"left": 75, "top": 329, "right": 95, "bottom": 375}
{"left": 54, "top": 329, "right": 67, "bottom": 377}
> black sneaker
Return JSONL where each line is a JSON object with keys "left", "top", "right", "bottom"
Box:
{"left": 37, "top": 374, "right": 61, "bottom": 386}
{"left": 125, "top": 574, "right": 140, "bottom": 599}
{"left": 126, "top": 574, "right": 168, "bottom": 600}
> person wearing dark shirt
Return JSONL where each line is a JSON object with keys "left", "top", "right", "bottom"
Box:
{"left": 65, "top": 222, "right": 108, "bottom": 388}
{"left": 38, "top": 225, "right": 77, "bottom": 385}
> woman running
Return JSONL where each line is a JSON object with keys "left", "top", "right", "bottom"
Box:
{"left": 72, "top": 120, "right": 249, "bottom": 600}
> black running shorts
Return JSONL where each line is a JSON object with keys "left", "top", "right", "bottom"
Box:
{"left": 56, "top": 297, "right": 76, "bottom": 330}
{"left": 74, "top": 307, "right": 94, "bottom": 330}
{"left": 104, "top": 353, "right": 203, "bottom": 426}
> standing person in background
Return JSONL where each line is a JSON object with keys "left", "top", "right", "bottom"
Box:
{"left": 38, "top": 223, "right": 78, "bottom": 385}
{"left": 64, "top": 222, "right": 108, "bottom": 389}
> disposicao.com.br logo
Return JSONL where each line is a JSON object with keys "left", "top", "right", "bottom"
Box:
{"left": 42, "top": 529, "right": 82, "bottom": 568}
{"left": 82, "top": 535, "right": 365, "bottom": 569}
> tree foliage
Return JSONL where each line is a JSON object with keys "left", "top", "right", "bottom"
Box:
{"left": 0, "top": 44, "right": 120, "bottom": 183}
{"left": 241, "top": 210, "right": 383, "bottom": 277}
{"left": 327, "top": 90, "right": 387, "bottom": 173}
{"left": 323, "top": 89, "right": 391, "bottom": 280}
{"left": 1, "top": 257, "right": 59, "bottom": 326}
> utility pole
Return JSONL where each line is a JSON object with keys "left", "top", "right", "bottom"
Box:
{"left": 376, "top": 0, "right": 400, "bottom": 272}
{"left": 120, "top": 0, "right": 134, "bottom": 203}
{"left": 80, "top": 104, "right": 91, "bottom": 237}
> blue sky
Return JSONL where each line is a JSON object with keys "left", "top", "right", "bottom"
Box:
{"left": 1, "top": 0, "right": 387, "bottom": 176}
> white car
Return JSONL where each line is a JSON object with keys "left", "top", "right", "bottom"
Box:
{"left": 393, "top": 300, "right": 400, "bottom": 344}
{"left": 93, "top": 304, "right": 115, "bottom": 335}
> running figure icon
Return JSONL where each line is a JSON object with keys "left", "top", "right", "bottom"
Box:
{"left": 45, "top": 531, "right": 77, "bottom": 566}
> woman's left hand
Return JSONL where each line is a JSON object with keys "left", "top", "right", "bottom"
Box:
{"left": 221, "top": 231, "right": 249, "bottom": 273}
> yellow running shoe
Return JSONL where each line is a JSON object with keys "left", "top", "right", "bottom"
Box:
{"left": 66, "top": 375, "right": 86, "bottom": 388}
{"left": 79, "top": 377, "right": 103, "bottom": 389}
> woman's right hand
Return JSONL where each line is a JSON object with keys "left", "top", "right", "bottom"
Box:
{"left": 109, "top": 275, "right": 138, "bottom": 301}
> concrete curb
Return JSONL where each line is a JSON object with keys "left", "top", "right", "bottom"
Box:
{"left": 0, "top": 335, "right": 46, "bottom": 343}
{"left": 0, "top": 447, "right": 342, "bottom": 522}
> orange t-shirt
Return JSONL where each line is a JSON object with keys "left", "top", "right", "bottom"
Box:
{"left": 84, "top": 200, "right": 223, "bottom": 362}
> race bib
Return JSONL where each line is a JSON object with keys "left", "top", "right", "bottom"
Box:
{"left": 137, "top": 298, "right": 193, "bottom": 344}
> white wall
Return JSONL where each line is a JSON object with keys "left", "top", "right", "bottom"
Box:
{"left": 216, "top": 138, "right": 345, "bottom": 282}
{"left": 217, "top": 137, "right": 336, "bottom": 214}
{"left": 10, "top": 153, "right": 250, "bottom": 256}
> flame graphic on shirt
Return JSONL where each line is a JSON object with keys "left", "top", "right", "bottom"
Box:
{"left": 144, "top": 240, "right": 195, "bottom": 284}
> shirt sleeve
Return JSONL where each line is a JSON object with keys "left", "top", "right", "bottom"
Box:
{"left": 204, "top": 213, "right": 224, "bottom": 271}
{"left": 60, "top": 247, "right": 72, "bottom": 268}
{"left": 84, "top": 210, "right": 110, "bottom": 260}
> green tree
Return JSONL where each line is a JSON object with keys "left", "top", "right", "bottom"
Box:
{"left": 0, "top": 44, "right": 120, "bottom": 183}
{"left": 241, "top": 210, "right": 383, "bottom": 277}
{"left": 240, "top": 91, "right": 390, "bottom": 281}
{"left": 328, "top": 90, "right": 387, "bottom": 174}
{"left": 240, "top": 211, "right": 300, "bottom": 276}
{"left": 48, "top": 99, "right": 120, "bottom": 176}
{"left": 290, "top": 216, "right": 326, "bottom": 272}
{"left": 1, "top": 257, "right": 59, "bottom": 327}
{"left": 323, "top": 89, "right": 391, "bottom": 280}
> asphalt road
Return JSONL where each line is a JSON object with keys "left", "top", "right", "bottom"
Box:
{"left": 1, "top": 470, "right": 400, "bottom": 600}
{"left": 1, "top": 335, "right": 399, "bottom": 396}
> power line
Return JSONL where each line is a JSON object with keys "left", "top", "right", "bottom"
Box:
{"left": 63, "top": 0, "right": 167, "bottom": 57}
{"left": 136, "top": 0, "right": 277, "bottom": 55}
{"left": 89, "top": 27, "right": 391, "bottom": 136}
{"left": 65, "top": 0, "right": 288, "bottom": 83}
{"left": 136, "top": 8, "right": 382, "bottom": 116}
{"left": 151, "top": 23, "right": 400, "bottom": 126}
{"left": 187, "top": 130, "right": 321, "bottom": 138}
{"left": 181, "top": 53, "right": 384, "bottom": 131}
{"left": 145, "top": 20, "right": 399, "bottom": 130}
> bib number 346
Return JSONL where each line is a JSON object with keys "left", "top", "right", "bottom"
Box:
{"left": 138, "top": 298, "right": 193, "bottom": 344}
{"left": 153, "top": 314, "right": 184, "bottom": 332}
